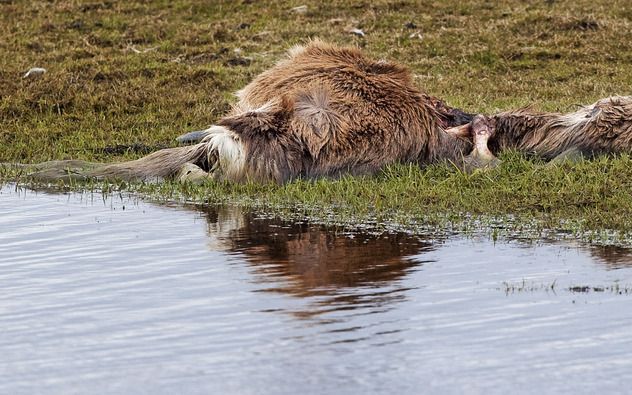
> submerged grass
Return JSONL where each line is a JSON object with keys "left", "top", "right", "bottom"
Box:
{"left": 2, "top": 0, "right": 632, "bottom": 241}
{"left": 500, "top": 280, "right": 632, "bottom": 295}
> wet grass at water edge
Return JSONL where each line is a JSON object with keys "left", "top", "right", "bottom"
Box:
{"left": 3, "top": 150, "right": 632, "bottom": 246}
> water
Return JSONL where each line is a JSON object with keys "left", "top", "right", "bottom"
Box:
{"left": 1, "top": 183, "right": 632, "bottom": 395}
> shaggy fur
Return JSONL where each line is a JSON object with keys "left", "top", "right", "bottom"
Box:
{"left": 26, "top": 42, "right": 632, "bottom": 185}
{"left": 488, "top": 96, "right": 632, "bottom": 159}
{"left": 208, "top": 40, "right": 475, "bottom": 183}
{"left": 46, "top": 40, "right": 475, "bottom": 184}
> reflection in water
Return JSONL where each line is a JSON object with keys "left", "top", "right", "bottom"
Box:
{"left": 589, "top": 245, "right": 632, "bottom": 268}
{"left": 188, "top": 203, "right": 632, "bottom": 279}
{"left": 185, "top": 205, "right": 435, "bottom": 319}
{"left": 4, "top": 184, "right": 632, "bottom": 394}
{"left": 184, "top": 204, "right": 632, "bottom": 322}
{"left": 197, "top": 206, "right": 435, "bottom": 292}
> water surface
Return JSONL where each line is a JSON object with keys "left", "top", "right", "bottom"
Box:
{"left": 1, "top": 184, "right": 632, "bottom": 394}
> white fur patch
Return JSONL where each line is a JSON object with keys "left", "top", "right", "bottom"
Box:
{"left": 287, "top": 44, "right": 306, "bottom": 59}
{"left": 559, "top": 106, "right": 593, "bottom": 126}
{"left": 202, "top": 125, "right": 246, "bottom": 181}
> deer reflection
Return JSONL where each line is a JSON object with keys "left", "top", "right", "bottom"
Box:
{"left": 188, "top": 204, "right": 433, "bottom": 317}
{"left": 589, "top": 245, "right": 632, "bottom": 268}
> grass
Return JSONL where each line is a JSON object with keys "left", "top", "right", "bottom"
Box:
{"left": 500, "top": 279, "right": 632, "bottom": 295}
{"left": 2, "top": 0, "right": 632, "bottom": 241}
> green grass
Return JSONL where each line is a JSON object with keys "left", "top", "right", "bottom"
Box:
{"left": 2, "top": 0, "right": 632, "bottom": 242}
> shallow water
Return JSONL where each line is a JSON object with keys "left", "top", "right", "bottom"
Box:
{"left": 1, "top": 183, "right": 632, "bottom": 395}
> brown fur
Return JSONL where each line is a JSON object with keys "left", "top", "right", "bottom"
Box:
{"left": 488, "top": 96, "right": 632, "bottom": 159}
{"left": 43, "top": 40, "right": 474, "bottom": 184}
{"left": 21, "top": 43, "right": 632, "bottom": 184}
{"left": 49, "top": 41, "right": 632, "bottom": 183}
{"left": 214, "top": 40, "right": 473, "bottom": 183}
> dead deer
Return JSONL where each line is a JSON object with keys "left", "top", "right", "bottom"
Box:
{"left": 16, "top": 41, "right": 632, "bottom": 184}
{"left": 19, "top": 40, "right": 477, "bottom": 184}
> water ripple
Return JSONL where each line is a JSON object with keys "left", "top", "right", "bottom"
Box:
{"left": 2, "top": 184, "right": 632, "bottom": 394}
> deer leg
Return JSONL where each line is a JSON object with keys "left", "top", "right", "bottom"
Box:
{"left": 10, "top": 160, "right": 102, "bottom": 183}
{"left": 177, "top": 162, "right": 213, "bottom": 184}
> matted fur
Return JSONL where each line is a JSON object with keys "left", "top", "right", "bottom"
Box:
{"left": 19, "top": 42, "right": 632, "bottom": 184}
{"left": 489, "top": 96, "right": 632, "bottom": 159}
{"left": 215, "top": 40, "right": 473, "bottom": 183}
{"left": 84, "top": 40, "right": 474, "bottom": 184}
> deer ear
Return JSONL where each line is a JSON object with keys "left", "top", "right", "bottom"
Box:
{"left": 446, "top": 123, "right": 472, "bottom": 139}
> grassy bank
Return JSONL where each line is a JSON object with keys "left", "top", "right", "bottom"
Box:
{"left": 5, "top": 151, "right": 631, "bottom": 244}
{"left": 2, "top": 0, "right": 632, "bottom": 239}
{"left": 142, "top": 152, "right": 632, "bottom": 243}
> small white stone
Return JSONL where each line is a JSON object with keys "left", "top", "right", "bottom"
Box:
{"left": 23, "top": 67, "right": 47, "bottom": 79}
{"left": 348, "top": 28, "right": 365, "bottom": 37}
{"left": 290, "top": 5, "right": 307, "bottom": 14}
